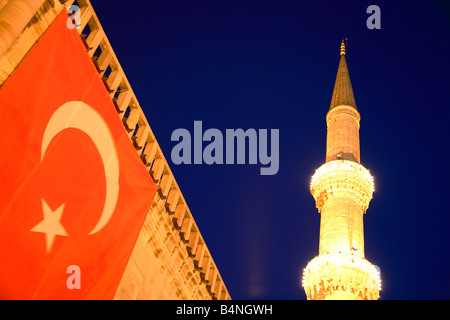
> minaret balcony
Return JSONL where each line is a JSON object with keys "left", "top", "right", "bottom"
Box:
{"left": 310, "top": 160, "right": 374, "bottom": 213}
{"left": 302, "top": 252, "right": 381, "bottom": 300}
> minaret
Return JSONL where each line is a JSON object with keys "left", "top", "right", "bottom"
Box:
{"left": 302, "top": 40, "right": 381, "bottom": 300}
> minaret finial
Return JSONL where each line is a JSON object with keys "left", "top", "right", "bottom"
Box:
{"left": 340, "top": 38, "right": 346, "bottom": 55}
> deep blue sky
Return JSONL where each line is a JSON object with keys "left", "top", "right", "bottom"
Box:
{"left": 92, "top": 0, "right": 450, "bottom": 299}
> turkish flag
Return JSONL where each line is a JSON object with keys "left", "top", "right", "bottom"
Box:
{"left": 0, "top": 10, "right": 157, "bottom": 299}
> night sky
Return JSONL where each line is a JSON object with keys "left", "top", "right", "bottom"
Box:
{"left": 92, "top": 0, "right": 450, "bottom": 299}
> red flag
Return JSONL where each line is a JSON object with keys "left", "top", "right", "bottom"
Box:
{"left": 0, "top": 10, "right": 157, "bottom": 299}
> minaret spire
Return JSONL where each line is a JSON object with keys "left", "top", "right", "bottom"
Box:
{"left": 326, "top": 39, "right": 360, "bottom": 164}
{"left": 330, "top": 38, "right": 356, "bottom": 111}
{"left": 302, "top": 40, "right": 381, "bottom": 300}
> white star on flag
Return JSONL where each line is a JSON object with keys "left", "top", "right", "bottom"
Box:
{"left": 31, "top": 199, "right": 69, "bottom": 253}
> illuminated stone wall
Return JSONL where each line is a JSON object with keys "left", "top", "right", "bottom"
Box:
{"left": 319, "top": 196, "right": 364, "bottom": 257}
{"left": 326, "top": 105, "right": 361, "bottom": 163}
